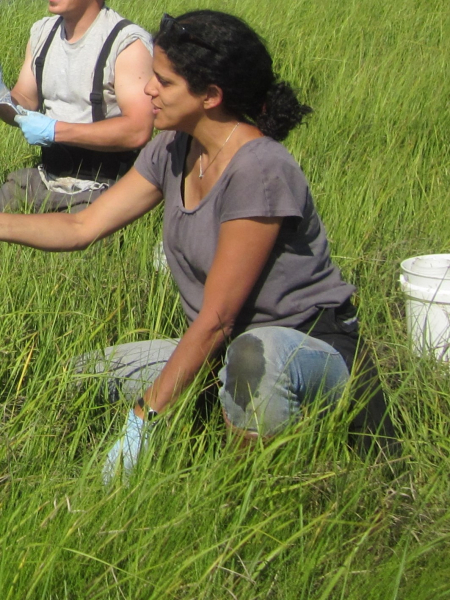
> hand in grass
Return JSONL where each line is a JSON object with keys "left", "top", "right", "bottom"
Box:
{"left": 102, "top": 408, "right": 157, "bottom": 485}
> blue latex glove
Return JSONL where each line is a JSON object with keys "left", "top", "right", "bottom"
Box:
{"left": 14, "top": 109, "right": 56, "bottom": 146}
{"left": 103, "top": 408, "right": 155, "bottom": 485}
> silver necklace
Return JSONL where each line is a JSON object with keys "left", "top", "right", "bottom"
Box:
{"left": 199, "top": 122, "right": 240, "bottom": 179}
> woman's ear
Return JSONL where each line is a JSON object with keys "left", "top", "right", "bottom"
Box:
{"left": 203, "top": 84, "right": 223, "bottom": 109}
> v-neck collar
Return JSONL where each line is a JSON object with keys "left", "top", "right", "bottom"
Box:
{"left": 177, "top": 133, "right": 269, "bottom": 214}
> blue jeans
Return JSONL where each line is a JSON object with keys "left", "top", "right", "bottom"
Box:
{"left": 77, "top": 327, "right": 349, "bottom": 436}
{"left": 218, "top": 327, "right": 349, "bottom": 435}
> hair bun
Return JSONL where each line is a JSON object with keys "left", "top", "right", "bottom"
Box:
{"left": 256, "top": 81, "right": 312, "bottom": 141}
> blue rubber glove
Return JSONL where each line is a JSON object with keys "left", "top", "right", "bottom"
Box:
{"left": 103, "top": 408, "right": 155, "bottom": 485}
{"left": 14, "top": 109, "right": 56, "bottom": 146}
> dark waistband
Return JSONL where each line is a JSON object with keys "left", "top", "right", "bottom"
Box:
{"left": 41, "top": 144, "right": 138, "bottom": 183}
{"left": 296, "top": 300, "right": 359, "bottom": 371}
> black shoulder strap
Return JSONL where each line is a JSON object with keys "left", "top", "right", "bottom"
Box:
{"left": 90, "top": 19, "right": 133, "bottom": 122}
{"left": 35, "top": 16, "right": 63, "bottom": 113}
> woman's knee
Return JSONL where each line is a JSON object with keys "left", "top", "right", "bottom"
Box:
{"left": 218, "top": 328, "right": 296, "bottom": 436}
{"left": 218, "top": 327, "right": 349, "bottom": 436}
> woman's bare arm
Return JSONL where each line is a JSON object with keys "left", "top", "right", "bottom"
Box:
{"left": 138, "top": 216, "right": 283, "bottom": 416}
{"left": 0, "top": 167, "right": 163, "bottom": 251}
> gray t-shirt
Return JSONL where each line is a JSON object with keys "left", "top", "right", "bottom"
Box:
{"left": 30, "top": 6, "right": 153, "bottom": 122}
{"left": 135, "top": 131, "right": 355, "bottom": 334}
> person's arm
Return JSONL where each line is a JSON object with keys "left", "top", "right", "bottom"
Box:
{"left": 136, "top": 216, "right": 283, "bottom": 417}
{"left": 54, "top": 39, "right": 154, "bottom": 151}
{"left": 11, "top": 41, "right": 39, "bottom": 110}
{"left": 0, "top": 42, "right": 39, "bottom": 126}
{"left": 0, "top": 167, "right": 163, "bottom": 250}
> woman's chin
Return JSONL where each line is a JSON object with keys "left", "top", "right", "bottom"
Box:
{"left": 154, "top": 119, "right": 177, "bottom": 132}
{"left": 153, "top": 114, "right": 169, "bottom": 130}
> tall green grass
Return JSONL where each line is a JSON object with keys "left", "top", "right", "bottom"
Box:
{"left": 1, "top": 0, "right": 450, "bottom": 597}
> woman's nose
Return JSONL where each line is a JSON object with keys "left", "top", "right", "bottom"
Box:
{"left": 145, "top": 75, "right": 157, "bottom": 97}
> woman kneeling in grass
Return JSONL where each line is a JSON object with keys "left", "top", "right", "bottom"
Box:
{"left": 1, "top": 10, "right": 396, "bottom": 481}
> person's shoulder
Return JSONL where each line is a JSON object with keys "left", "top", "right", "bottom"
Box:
{"left": 248, "top": 136, "right": 297, "bottom": 161}
{"left": 143, "top": 131, "right": 187, "bottom": 169}
{"left": 32, "top": 15, "right": 61, "bottom": 28}
{"left": 156, "top": 131, "right": 188, "bottom": 156}
{"left": 226, "top": 137, "right": 309, "bottom": 204}
{"left": 140, "top": 131, "right": 181, "bottom": 158}
{"left": 100, "top": 6, "right": 150, "bottom": 38}
{"left": 153, "top": 130, "right": 180, "bottom": 147}
{"left": 99, "top": 6, "right": 122, "bottom": 20}
{"left": 100, "top": 6, "right": 153, "bottom": 53}
{"left": 135, "top": 131, "right": 184, "bottom": 183}
{"left": 30, "top": 15, "right": 62, "bottom": 39}
{"left": 233, "top": 137, "right": 301, "bottom": 175}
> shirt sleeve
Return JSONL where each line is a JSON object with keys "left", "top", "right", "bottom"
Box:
{"left": 134, "top": 131, "right": 174, "bottom": 191}
{"left": 218, "top": 141, "right": 309, "bottom": 223}
{"left": 30, "top": 17, "right": 56, "bottom": 72}
{"left": 113, "top": 25, "right": 153, "bottom": 58}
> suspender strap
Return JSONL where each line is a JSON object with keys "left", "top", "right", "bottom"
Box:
{"left": 35, "top": 16, "right": 63, "bottom": 113}
{"left": 35, "top": 17, "right": 133, "bottom": 120}
{"left": 90, "top": 19, "right": 132, "bottom": 122}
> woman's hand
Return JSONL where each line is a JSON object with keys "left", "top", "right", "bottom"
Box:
{"left": 102, "top": 408, "right": 158, "bottom": 485}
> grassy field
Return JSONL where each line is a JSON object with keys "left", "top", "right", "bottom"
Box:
{"left": 1, "top": 0, "right": 450, "bottom": 598}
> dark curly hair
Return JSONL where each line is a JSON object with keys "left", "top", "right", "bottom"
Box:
{"left": 154, "top": 10, "right": 312, "bottom": 141}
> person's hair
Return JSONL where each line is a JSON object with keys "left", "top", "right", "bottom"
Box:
{"left": 154, "top": 10, "right": 312, "bottom": 141}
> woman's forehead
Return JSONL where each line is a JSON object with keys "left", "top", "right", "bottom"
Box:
{"left": 153, "top": 46, "right": 177, "bottom": 73}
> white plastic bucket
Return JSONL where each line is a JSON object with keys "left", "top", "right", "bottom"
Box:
{"left": 400, "top": 254, "right": 450, "bottom": 361}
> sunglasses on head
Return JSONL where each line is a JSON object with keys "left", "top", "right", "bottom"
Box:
{"left": 159, "top": 13, "right": 217, "bottom": 53}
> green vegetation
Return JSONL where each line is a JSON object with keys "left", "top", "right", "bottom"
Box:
{"left": 1, "top": 0, "right": 449, "bottom": 597}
